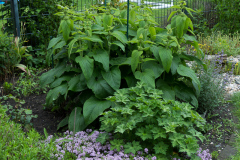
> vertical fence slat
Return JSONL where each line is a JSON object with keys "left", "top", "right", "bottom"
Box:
{"left": 10, "top": 0, "right": 20, "bottom": 37}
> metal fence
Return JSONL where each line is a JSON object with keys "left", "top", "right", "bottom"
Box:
{"left": 0, "top": 0, "right": 217, "bottom": 49}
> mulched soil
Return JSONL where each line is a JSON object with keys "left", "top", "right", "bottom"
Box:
{"left": 0, "top": 84, "right": 237, "bottom": 159}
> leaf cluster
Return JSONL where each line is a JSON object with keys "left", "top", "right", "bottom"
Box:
{"left": 40, "top": 0, "right": 205, "bottom": 132}
{"left": 99, "top": 82, "right": 206, "bottom": 158}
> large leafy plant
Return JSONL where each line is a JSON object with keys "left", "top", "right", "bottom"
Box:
{"left": 99, "top": 82, "right": 206, "bottom": 159}
{"left": 40, "top": 0, "right": 205, "bottom": 132}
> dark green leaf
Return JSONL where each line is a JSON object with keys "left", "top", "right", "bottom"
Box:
{"left": 134, "top": 69, "right": 155, "bottom": 88}
{"left": 159, "top": 46, "right": 173, "bottom": 73}
{"left": 101, "top": 66, "right": 121, "bottom": 90}
{"left": 75, "top": 55, "right": 94, "bottom": 80}
{"left": 68, "top": 74, "right": 87, "bottom": 92}
{"left": 92, "top": 49, "right": 109, "bottom": 72}
{"left": 68, "top": 107, "right": 86, "bottom": 132}
{"left": 142, "top": 61, "right": 164, "bottom": 79}
{"left": 83, "top": 96, "right": 112, "bottom": 126}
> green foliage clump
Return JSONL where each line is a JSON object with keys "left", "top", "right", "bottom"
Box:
{"left": 0, "top": 29, "right": 31, "bottom": 81}
{"left": 212, "top": 0, "right": 240, "bottom": 34}
{"left": 40, "top": 0, "right": 205, "bottom": 132}
{"left": 14, "top": 68, "right": 47, "bottom": 97}
{"left": 0, "top": 94, "right": 38, "bottom": 130}
{"left": 99, "top": 82, "right": 206, "bottom": 158}
{"left": 0, "top": 106, "right": 57, "bottom": 159}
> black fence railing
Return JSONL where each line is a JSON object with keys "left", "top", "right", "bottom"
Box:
{"left": 0, "top": 0, "right": 217, "bottom": 50}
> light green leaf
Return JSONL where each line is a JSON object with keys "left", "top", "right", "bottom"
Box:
{"left": 131, "top": 50, "right": 143, "bottom": 72}
{"left": 150, "top": 45, "right": 161, "bottom": 62}
{"left": 159, "top": 46, "right": 173, "bottom": 73}
{"left": 75, "top": 55, "right": 94, "bottom": 80}
{"left": 101, "top": 66, "right": 121, "bottom": 90}
{"left": 83, "top": 96, "right": 112, "bottom": 126}
{"left": 68, "top": 107, "right": 86, "bottom": 132}
{"left": 167, "top": 11, "right": 177, "bottom": 21}
{"left": 176, "top": 16, "right": 187, "bottom": 38}
{"left": 149, "top": 27, "right": 156, "bottom": 41}
{"left": 103, "top": 14, "right": 113, "bottom": 30}
{"left": 92, "top": 49, "right": 109, "bottom": 72}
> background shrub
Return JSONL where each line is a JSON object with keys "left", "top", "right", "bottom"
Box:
{"left": 212, "top": 0, "right": 240, "bottom": 33}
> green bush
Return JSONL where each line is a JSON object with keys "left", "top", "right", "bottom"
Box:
{"left": 99, "top": 82, "right": 206, "bottom": 159}
{"left": 212, "top": 0, "right": 240, "bottom": 33}
{"left": 40, "top": 0, "right": 205, "bottom": 132}
{"left": 0, "top": 106, "right": 57, "bottom": 159}
{"left": 0, "top": 29, "right": 31, "bottom": 81}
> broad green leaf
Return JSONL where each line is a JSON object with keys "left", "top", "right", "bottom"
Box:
{"left": 149, "top": 27, "right": 156, "bottom": 41}
{"left": 177, "top": 65, "right": 200, "bottom": 91}
{"left": 48, "top": 37, "right": 62, "bottom": 49}
{"left": 81, "top": 35, "right": 103, "bottom": 43}
{"left": 101, "top": 66, "right": 121, "bottom": 90}
{"left": 137, "top": 28, "right": 147, "bottom": 40}
{"left": 125, "top": 74, "right": 137, "bottom": 87}
{"left": 150, "top": 45, "right": 161, "bottom": 62}
{"left": 103, "top": 14, "right": 113, "bottom": 30}
{"left": 83, "top": 96, "right": 112, "bottom": 126}
{"left": 53, "top": 41, "right": 66, "bottom": 50}
{"left": 68, "top": 74, "right": 87, "bottom": 92}
{"left": 87, "top": 71, "right": 115, "bottom": 99}
{"left": 171, "top": 55, "right": 181, "bottom": 75}
{"left": 134, "top": 69, "right": 155, "bottom": 88}
{"left": 68, "top": 107, "right": 86, "bottom": 132}
{"left": 75, "top": 55, "right": 94, "bottom": 80}
{"left": 159, "top": 46, "right": 173, "bottom": 73}
{"left": 136, "top": 127, "right": 153, "bottom": 141}
{"left": 50, "top": 75, "right": 72, "bottom": 88}
{"left": 176, "top": 15, "right": 187, "bottom": 38}
{"left": 96, "top": 132, "right": 110, "bottom": 145}
{"left": 46, "top": 83, "right": 68, "bottom": 106}
{"left": 39, "top": 61, "right": 67, "bottom": 87}
{"left": 92, "top": 49, "right": 109, "bottom": 72}
{"left": 167, "top": 11, "right": 177, "bottom": 21}
{"left": 68, "top": 39, "right": 78, "bottom": 58}
{"left": 110, "top": 139, "right": 124, "bottom": 152}
{"left": 174, "top": 83, "right": 198, "bottom": 108}
{"left": 131, "top": 50, "right": 143, "bottom": 72}
{"left": 179, "top": 53, "right": 207, "bottom": 70}
{"left": 183, "top": 34, "right": 197, "bottom": 42}
{"left": 111, "top": 31, "right": 128, "bottom": 44}
{"left": 24, "top": 109, "right": 32, "bottom": 115}
{"left": 112, "top": 41, "right": 125, "bottom": 52}
{"left": 169, "top": 133, "right": 184, "bottom": 147}
{"left": 110, "top": 57, "right": 128, "bottom": 65}
{"left": 61, "top": 20, "right": 71, "bottom": 42}
{"left": 57, "top": 116, "right": 69, "bottom": 130}
{"left": 142, "top": 61, "right": 164, "bottom": 79}
{"left": 156, "top": 79, "right": 175, "bottom": 100}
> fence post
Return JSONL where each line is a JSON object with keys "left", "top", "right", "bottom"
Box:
{"left": 10, "top": 0, "right": 20, "bottom": 38}
{"left": 126, "top": 0, "right": 130, "bottom": 56}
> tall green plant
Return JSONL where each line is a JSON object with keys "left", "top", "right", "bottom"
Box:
{"left": 40, "top": 0, "right": 205, "bottom": 132}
